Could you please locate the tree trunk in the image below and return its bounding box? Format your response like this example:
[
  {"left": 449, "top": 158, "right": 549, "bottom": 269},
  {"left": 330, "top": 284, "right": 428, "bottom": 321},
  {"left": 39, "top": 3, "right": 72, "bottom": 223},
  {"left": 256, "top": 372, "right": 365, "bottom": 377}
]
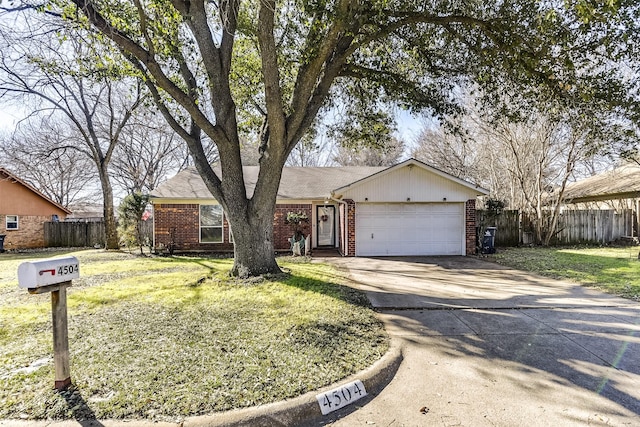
[
  {"left": 99, "top": 169, "right": 119, "bottom": 250},
  {"left": 228, "top": 202, "right": 281, "bottom": 278}
]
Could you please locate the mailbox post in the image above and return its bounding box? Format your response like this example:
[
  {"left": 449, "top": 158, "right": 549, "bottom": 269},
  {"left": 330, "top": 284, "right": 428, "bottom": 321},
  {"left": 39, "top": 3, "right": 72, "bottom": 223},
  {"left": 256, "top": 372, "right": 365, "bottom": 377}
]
[{"left": 18, "top": 256, "right": 79, "bottom": 390}]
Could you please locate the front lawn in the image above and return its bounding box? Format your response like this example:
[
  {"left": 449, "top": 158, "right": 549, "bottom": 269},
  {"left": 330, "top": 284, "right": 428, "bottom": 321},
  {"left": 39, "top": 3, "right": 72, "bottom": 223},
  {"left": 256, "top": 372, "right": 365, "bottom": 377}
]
[
  {"left": 493, "top": 246, "right": 640, "bottom": 300},
  {"left": 0, "top": 250, "right": 387, "bottom": 422}
]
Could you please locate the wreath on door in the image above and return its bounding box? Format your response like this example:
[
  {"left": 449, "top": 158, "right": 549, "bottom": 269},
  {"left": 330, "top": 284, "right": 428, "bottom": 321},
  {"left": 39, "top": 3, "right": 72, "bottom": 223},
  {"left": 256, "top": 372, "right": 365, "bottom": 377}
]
[{"left": 320, "top": 214, "right": 328, "bottom": 222}]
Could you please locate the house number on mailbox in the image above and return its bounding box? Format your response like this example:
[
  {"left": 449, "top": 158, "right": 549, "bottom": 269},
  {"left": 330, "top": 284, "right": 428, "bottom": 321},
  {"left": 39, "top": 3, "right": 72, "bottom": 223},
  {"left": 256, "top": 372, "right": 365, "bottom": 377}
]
[{"left": 54, "top": 264, "right": 79, "bottom": 276}]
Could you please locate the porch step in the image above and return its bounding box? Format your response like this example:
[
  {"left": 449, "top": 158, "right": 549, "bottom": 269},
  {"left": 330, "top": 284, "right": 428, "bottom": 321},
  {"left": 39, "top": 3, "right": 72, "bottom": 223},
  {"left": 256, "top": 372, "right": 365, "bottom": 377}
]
[{"left": 311, "top": 248, "right": 342, "bottom": 257}]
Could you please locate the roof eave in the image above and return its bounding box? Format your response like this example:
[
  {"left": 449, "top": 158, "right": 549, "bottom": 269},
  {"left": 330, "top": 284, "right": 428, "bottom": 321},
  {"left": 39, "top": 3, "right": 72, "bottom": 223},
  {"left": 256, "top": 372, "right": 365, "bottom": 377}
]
[
  {"left": 332, "top": 158, "right": 490, "bottom": 196},
  {"left": 563, "top": 191, "right": 640, "bottom": 204}
]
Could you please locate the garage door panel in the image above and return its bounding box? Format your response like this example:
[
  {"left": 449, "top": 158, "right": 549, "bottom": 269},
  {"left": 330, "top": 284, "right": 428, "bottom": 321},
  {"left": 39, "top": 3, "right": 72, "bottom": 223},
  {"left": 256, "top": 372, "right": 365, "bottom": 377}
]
[{"left": 355, "top": 203, "right": 464, "bottom": 256}]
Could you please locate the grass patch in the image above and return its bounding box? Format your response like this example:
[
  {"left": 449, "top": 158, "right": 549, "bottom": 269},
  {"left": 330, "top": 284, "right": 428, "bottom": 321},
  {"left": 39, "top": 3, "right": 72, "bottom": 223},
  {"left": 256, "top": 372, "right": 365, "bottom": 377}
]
[
  {"left": 0, "top": 250, "right": 387, "bottom": 422},
  {"left": 493, "top": 246, "right": 640, "bottom": 300}
]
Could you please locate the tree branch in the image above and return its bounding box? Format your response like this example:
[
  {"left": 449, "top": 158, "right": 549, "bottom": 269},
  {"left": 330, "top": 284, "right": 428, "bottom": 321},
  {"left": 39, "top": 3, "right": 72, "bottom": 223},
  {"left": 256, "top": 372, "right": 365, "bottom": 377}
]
[
  {"left": 70, "top": 0, "right": 224, "bottom": 143},
  {"left": 257, "top": 0, "right": 286, "bottom": 150}
]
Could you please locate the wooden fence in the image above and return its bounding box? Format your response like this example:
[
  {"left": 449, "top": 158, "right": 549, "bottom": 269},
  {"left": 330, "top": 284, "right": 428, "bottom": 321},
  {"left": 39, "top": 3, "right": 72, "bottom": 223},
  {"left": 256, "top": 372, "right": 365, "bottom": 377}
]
[
  {"left": 477, "top": 209, "right": 636, "bottom": 247},
  {"left": 477, "top": 210, "right": 520, "bottom": 247},
  {"left": 44, "top": 220, "right": 153, "bottom": 248},
  {"left": 45, "top": 221, "right": 106, "bottom": 247}
]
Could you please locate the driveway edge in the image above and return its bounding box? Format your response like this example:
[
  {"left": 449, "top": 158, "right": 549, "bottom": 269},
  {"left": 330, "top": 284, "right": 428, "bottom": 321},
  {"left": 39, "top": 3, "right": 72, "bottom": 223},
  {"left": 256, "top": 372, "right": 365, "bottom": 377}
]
[{"left": 184, "top": 338, "right": 403, "bottom": 427}]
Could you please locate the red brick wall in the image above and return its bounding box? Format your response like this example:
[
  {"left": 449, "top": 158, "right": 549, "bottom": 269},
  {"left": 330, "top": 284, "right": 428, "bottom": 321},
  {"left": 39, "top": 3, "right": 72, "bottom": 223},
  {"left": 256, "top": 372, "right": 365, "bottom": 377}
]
[
  {"left": 465, "top": 199, "right": 477, "bottom": 255},
  {"left": 153, "top": 204, "right": 233, "bottom": 252},
  {"left": 154, "top": 200, "right": 477, "bottom": 256},
  {"left": 0, "top": 214, "right": 51, "bottom": 249},
  {"left": 345, "top": 199, "right": 356, "bottom": 257},
  {"left": 153, "top": 203, "right": 312, "bottom": 253},
  {"left": 273, "top": 204, "right": 312, "bottom": 251}
]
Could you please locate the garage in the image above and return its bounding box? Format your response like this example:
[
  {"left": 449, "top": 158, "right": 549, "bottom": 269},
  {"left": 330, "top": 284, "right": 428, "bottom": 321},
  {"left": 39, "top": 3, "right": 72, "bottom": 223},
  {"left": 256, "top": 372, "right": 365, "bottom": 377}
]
[{"left": 355, "top": 202, "right": 464, "bottom": 256}]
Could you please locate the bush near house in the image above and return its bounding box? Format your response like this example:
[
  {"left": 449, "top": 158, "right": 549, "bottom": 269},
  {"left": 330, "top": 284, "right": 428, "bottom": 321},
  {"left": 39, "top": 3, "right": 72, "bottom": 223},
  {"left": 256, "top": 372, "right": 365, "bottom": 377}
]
[{"left": 0, "top": 250, "right": 387, "bottom": 421}]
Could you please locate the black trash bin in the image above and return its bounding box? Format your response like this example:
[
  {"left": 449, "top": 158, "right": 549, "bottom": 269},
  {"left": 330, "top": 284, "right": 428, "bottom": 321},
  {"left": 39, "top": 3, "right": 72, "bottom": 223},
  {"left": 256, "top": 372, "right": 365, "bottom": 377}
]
[
  {"left": 481, "top": 227, "right": 496, "bottom": 254},
  {"left": 0, "top": 234, "right": 5, "bottom": 253}
]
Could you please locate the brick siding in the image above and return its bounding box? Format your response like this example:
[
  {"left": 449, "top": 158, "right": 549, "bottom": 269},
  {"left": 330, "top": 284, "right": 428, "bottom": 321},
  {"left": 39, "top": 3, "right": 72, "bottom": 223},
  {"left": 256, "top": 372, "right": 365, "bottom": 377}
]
[
  {"left": 153, "top": 204, "right": 234, "bottom": 252},
  {"left": 154, "top": 199, "right": 478, "bottom": 256},
  {"left": 273, "top": 204, "right": 312, "bottom": 251},
  {"left": 0, "top": 215, "right": 51, "bottom": 249},
  {"left": 345, "top": 199, "right": 356, "bottom": 256},
  {"left": 465, "top": 199, "right": 477, "bottom": 255},
  {"left": 153, "top": 203, "right": 312, "bottom": 253}
]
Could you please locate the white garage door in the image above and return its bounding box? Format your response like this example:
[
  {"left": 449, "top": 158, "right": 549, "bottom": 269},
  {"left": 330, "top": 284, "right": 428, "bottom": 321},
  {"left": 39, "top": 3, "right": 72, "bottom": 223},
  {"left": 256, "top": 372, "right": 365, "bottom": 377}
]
[{"left": 356, "top": 203, "right": 464, "bottom": 256}]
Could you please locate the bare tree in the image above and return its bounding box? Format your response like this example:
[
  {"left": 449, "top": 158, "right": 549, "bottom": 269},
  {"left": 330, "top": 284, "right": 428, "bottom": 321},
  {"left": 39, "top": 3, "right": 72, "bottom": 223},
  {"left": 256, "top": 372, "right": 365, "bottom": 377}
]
[
  {"left": 0, "top": 29, "right": 145, "bottom": 248},
  {"left": 286, "top": 127, "right": 332, "bottom": 167},
  {"left": 333, "top": 138, "right": 406, "bottom": 166},
  {"left": 0, "top": 118, "right": 99, "bottom": 206},
  {"left": 483, "top": 116, "right": 592, "bottom": 245},
  {"left": 414, "top": 105, "right": 604, "bottom": 245},
  {"left": 412, "top": 121, "right": 482, "bottom": 181},
  {"left": 111, "top": 114, "right": 190, "bottom": 194}
]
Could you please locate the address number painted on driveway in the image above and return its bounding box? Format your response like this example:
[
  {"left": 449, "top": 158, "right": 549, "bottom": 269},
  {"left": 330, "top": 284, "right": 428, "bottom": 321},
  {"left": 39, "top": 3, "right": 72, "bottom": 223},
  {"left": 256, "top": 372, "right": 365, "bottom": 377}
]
[{"left": 316, "top": 379, "right": 368, "bottom": 415}]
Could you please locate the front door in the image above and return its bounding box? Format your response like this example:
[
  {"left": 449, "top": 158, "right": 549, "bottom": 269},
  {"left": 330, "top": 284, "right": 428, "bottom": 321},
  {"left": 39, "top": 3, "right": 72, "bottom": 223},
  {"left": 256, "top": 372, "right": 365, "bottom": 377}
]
[{"left": 317, "top": 205, "right": 335, "bottom": 246}]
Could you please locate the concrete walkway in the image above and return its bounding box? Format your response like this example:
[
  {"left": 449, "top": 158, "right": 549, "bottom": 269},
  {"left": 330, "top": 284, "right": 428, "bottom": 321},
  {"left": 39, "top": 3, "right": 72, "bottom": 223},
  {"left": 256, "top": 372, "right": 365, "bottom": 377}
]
[{"left": 320, "top": 256, "right": 640, "bottom": 426}]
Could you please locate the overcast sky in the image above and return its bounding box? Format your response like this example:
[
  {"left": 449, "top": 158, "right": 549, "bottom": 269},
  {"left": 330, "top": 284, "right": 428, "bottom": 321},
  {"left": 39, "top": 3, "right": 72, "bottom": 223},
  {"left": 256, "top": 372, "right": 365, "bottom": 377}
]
[{"left": 0, "top": 107, "right": 21, "bottom": 131}]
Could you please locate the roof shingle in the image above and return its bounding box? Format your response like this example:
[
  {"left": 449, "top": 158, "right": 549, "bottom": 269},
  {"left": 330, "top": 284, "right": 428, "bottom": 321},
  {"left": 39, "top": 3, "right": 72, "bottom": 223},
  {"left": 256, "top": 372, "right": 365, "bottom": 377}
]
[
  {"left": 151, "top": 166, "right": 387, "bottom": 200},
  {"left": 562, "top": 164, "right": 640, "bottom": 203}
]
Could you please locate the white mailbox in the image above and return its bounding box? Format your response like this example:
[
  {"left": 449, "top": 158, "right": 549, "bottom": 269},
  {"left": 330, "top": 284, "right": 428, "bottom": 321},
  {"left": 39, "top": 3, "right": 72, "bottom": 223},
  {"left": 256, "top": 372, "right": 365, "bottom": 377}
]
[{"left": 18, "top": 256, "right": 79, "bottom": 289}]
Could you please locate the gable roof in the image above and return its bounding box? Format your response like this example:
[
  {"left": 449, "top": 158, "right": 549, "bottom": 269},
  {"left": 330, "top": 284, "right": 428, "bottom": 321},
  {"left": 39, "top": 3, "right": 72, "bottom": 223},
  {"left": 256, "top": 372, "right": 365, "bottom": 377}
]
[
  {"left": 0, "top": 168, "right": 72, "bottom": 214},
  {"left": 332, "top": 158, "right": 489, "bottom": 196},
  {"left": 150, "top": 158, "right": 488, "bottom": 201},
  {"left": 562, "top": 164, "right": 640, "bottom": 203}
]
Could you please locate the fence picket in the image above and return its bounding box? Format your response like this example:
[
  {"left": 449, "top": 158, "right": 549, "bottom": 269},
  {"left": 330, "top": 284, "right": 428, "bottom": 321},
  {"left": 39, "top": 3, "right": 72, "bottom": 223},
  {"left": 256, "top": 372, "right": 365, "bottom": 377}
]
[
  {"left": 44, "top": 221, "right": 153, "bottom": 248},
  {"left": 477, "top": 209, "right": 636, "bottom": 247}
]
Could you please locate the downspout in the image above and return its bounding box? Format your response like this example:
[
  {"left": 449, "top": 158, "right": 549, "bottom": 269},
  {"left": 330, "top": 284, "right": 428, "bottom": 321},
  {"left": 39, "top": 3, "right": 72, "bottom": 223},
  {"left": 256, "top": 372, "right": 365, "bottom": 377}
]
[{"left": 329, "top": 193, "right": 349, "bottom": 257}]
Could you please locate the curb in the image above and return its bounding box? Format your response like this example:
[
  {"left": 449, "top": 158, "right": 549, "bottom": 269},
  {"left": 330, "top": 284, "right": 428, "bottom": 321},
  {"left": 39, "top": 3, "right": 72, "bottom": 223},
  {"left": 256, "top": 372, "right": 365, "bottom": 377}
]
[
  {"left": 0, "top": 341, "right": 403, "bottom": 427},
  {"left": 184, "top": 339, "right": 403, "bottom": 427}
]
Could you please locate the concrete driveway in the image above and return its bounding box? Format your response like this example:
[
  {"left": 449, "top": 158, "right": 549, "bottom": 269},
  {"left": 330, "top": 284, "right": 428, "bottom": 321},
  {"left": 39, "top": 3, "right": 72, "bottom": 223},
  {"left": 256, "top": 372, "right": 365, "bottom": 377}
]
[{"left": 323, "top": 256, "right": 640, "bottom": 426}]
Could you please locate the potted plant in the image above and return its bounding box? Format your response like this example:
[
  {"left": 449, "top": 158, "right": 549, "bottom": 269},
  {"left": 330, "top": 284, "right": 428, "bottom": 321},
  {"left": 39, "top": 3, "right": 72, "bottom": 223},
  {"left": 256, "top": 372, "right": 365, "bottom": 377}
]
[{"left": 285, "top": 211, "right": 309, "bottom": 255}]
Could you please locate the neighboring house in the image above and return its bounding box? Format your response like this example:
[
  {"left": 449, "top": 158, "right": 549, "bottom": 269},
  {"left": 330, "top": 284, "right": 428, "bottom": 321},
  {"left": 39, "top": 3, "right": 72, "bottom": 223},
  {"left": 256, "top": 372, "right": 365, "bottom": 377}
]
[
  {"left": 559, "top": 164, "right": 640, "bottom": 241},
  {"left": 0, "top": 168, "right": 72, "bottom": 249},
  {"left": 150, "top": 158, "right": 489, "bottom": 256},
  {"left": 66, "top": 202, "right": 104, "bottom": 222},
  {"left": 561, "top": 164, "right": 640, "bottom": 209}
]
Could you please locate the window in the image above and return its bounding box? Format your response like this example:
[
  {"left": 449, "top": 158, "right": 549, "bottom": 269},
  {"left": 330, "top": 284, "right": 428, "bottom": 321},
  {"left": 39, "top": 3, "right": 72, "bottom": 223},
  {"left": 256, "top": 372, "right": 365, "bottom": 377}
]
[
  {"left": 6, "top": 215, "right": 18, "bottom": 230},
  {"left": 200, "top": 205, "right": 223, "bottom": 243}
]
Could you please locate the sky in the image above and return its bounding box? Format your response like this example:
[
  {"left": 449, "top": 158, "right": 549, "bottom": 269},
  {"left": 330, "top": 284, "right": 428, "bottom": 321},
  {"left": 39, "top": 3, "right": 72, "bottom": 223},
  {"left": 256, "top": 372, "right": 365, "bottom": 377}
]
[
  {"left": 0, "top": 108, "right": 22, "bottom": 131},
  {"left": 395, "top": 109, "right": 425, "bottom": 146}
]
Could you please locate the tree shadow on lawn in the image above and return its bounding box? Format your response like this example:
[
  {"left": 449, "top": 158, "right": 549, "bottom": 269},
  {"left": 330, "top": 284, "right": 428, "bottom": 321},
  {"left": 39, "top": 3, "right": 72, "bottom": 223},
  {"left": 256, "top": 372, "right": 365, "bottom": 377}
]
[{"left": 275, "top": 273, "right": 373, "bottom": 308}]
